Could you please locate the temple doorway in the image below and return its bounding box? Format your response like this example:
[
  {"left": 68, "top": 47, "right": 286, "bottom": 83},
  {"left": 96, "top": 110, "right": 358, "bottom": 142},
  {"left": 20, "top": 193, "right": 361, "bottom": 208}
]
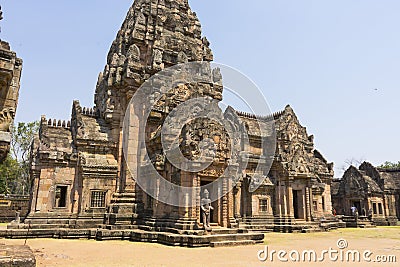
[
  {"left": 293, "top": 189, "right": 305, "bottom": 219},
  {"left": 200, "top": 180, "right": 219, "bottom": 224},
  {"left": 353, "top": 201, "right": 361, "bottom": 214}
]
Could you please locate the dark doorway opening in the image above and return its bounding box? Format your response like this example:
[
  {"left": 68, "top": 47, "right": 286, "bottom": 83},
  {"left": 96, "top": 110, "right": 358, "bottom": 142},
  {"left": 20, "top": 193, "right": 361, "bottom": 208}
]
[
  {"left": 293, "top": 190, "right": 299, "bottom": 219},
  {"left": 293, "top": 189, "right": 305, "bottom": 219},
  {"left": 55, "top": 186, "right": 67, "bottom": 208},
  {"left": 353, "top": 201, "right": 361, "bottom": 214}
]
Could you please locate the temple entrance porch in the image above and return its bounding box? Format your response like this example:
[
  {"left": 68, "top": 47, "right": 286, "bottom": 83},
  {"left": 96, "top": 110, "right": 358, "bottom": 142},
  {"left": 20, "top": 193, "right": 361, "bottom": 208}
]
[{"left": 199, "top": 179, "right": 221, "bottom": 226}]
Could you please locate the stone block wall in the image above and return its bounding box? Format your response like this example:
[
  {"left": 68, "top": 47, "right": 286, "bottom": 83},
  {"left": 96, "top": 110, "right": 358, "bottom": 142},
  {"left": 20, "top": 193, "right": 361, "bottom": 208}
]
[
  {"left": 32, "top": 166, "right": 76, "bottom": 213},
  {"left": 0, "top": 195, "right": 29, "bottom": 222}
]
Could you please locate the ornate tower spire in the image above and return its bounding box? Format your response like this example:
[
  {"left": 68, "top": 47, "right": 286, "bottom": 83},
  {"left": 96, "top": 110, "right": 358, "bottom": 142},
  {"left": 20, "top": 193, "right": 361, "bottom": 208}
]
[{"left": 94, "top": 0, "right": 213, "bottom": 122}]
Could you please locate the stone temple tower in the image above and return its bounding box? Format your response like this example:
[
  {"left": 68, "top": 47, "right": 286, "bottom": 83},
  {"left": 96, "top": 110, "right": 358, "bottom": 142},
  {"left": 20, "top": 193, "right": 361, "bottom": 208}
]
[
  {"left": 93, "top": 0, "right": 221, "bottom": 227},
  {"left": 28, "top": 0, "right": 224, "bottom": 229},
  {"left": 26, "top": 0, "right": 337, "bottom": 244}
]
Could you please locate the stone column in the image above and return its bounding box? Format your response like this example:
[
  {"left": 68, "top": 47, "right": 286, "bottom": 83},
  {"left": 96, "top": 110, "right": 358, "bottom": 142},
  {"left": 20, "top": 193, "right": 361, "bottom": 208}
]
[
  {"left": 384, "top": 195, "right": 390, "bottom": 217},
  {"left": 191, "top": 174, "right": 200, "bottom": 219},
  {"left": 305, "top": 186, "right": 311, "bottom": 221},
  {"left": 302, "top": 188, "right": 306, "bottom": 219},
  {"left": 234, "top": 183, "right": 241, "bottom": 218},
  {"left": 287, "top": 182, "right": 294, "bottom": 217},
  {"left": 276, "top": 183, "right": 283, "bottom": 218},
  {"left": 283, "top": 184, "right": 288, "bottom": 216},
  {"left": 180, "top": 171, "right": 196, "bottom": 219},
  {"left": 217, "top": 182, "right": 222, "bottom": 225},
  {"left": 221, "top": 177, "right": 229, "bottom": 227},
  {"left": 227, "top": 179, "right": 236, "bottom": 227},
  {"left": 196, "top": 176, "right": 201, "bottom": 224},
  {"left": 30, "top": 170, "right": 41, "bottom": 213}
]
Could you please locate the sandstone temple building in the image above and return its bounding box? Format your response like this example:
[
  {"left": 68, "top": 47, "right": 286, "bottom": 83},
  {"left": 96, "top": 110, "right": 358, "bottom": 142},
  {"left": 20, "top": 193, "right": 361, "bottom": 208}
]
[
  {"left": 332, "top": 162, "right": 400, "bottom": 226},
  {"left": 19, "top": 0, "right": 340, "bottom": 246}
]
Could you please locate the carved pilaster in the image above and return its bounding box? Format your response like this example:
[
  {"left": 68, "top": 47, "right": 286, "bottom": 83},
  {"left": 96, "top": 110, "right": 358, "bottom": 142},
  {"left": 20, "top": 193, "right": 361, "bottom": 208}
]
[
  {"left": 305, "top": 186, "right": 312, "bottom": 221},
  {"left": 234, "top": 183, "right": 242, "bottom": 218}
]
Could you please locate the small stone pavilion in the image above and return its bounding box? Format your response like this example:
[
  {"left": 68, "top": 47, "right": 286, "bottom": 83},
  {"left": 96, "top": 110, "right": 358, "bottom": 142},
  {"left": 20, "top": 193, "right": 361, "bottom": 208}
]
[
  {"left": 16, "top": 0, "right": 338, "bottom": 246},
  {"left": 332, "top": 162, "right": 400, "bottom": 226}
]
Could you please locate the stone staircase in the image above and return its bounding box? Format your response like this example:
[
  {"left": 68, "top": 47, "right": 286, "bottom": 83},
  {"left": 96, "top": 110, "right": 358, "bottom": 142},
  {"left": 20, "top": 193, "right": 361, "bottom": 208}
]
[
  {"left": 210, "top": 240, "right": 257, "bottom": 247},
  {"left": 272, "top": 217, "right": 323, "bottom": 233},
  {"left": 240, "top": 214, "right": 349, "bottom": 233},
  {"left": 237, "top": 216, "right": 275, "bottom": 232},
  {"left": 238, "top": 216, "right": 330, "bottom": 233},
  {"left": 342, "top": 216, "right": 376, "bottom": 228},
  {"left": 8, "top": 212, "right": 104, "bottom": 230},
  {"left": 1, "top": 226, "right": 264, "bottom": 248},
  {"left": 372, "top": 216, "right": 398, "bottom": 226},
  {"left": 127, "top": 227, "right": 264, "bottom": 247},
  {"left": 104, "top": 191, "right": 143, "bottom": 229},
  {"left": 137, "top": 217, "right": 199, "bottom": 232},
  {"left": 319, "top": 216, "right": 346, "bottom": 231},
  {"left": 291, "top": 219, "right": 322, "bottom": 233}
]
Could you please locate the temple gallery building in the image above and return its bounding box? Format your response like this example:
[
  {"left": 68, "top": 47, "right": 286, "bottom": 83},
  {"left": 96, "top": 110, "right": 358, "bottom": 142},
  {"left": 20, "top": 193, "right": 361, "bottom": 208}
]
[{"left": 17, "top": 0, "right": 396, "bottom": 246}]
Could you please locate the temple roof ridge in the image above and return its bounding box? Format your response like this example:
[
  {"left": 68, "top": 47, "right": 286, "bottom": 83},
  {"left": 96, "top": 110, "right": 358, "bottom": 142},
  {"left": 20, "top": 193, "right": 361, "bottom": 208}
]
[
  {"left": 234, "top": 106, "right": 287, "bottom": 121},
  {"left": 40, "top": 115, "right": 70, "bottom": 129}
]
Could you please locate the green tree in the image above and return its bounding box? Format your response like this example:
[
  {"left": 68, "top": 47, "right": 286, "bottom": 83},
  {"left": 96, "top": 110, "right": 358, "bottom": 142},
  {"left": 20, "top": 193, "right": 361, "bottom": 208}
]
[
  {"left": 378, "top": 161, "right": 400, "bottom": 169},
  {"left": 0, "top": 121, "right": 39, "bottom": 195},
  {"left": 11, "top": 121, "right": 40, "bottom": 162},
  {"left": 0, "top": 155, "right": 20, "bottom": 194}
]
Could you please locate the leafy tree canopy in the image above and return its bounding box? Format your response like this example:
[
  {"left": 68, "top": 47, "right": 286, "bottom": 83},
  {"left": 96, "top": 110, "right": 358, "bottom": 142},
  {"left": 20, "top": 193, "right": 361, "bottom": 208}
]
[
  {"left": 0, "top": 121, "right": 39, "bottom": 195},
  {"left": 378, "top": 161, "right": 400, "bottom": 169}
]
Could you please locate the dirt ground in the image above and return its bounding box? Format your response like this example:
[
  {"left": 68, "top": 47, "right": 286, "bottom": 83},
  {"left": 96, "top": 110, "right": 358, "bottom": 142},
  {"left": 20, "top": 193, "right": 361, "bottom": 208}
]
[{"left": 1, "top": 227, "right": 400, "bottom": 267}]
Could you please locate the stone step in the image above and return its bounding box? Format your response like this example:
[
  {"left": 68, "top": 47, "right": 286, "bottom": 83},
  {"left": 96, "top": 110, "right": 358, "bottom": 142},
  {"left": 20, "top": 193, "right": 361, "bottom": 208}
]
[
  {"left": 0, "top": 228, "right": 265, "bottom": 248},
  {"left": 130, "top": 229, "right": 264, "bottom": 247},
  {"left": 201, "top": 233, "right": 264, "bottom": 243},
  {"left": 239, "top": 225, "right": 274, "bottom": 232},
  {"left": 111, "top": 199, "right": 137, "bottom": 204},
  {"left": 210, "top": 240, "right": 257, "bottom": 247},
  {"left": 112, "top": 192, "right": 136, "bottom": 198},
  {"left": 24, "top": 219, "right": 71, "bottom": 225},
  {"left": 209, "top": 229, "right": 248, "bottom": 235},
  {"left": 292, "top": 221, "right": 320, "bottom": 226},
  {"left": 8, "top": 224, "right": 71, "bottom": 230},
  {"left": 197, "top": 223, "right": 219, "bottom": 227},
  {"left": 105, "top": 224, "right": 137, "bottom": 230},
  {"left": 0, "top": 228, "right": 98, "bottom": 239},
  {"left": 95, "top": 230, "right": 132, "bottom": 240},
  {"left": 359, "top": 225, "right": 376, "bottom": 228},
  {"left": 239, "top": 218, "right": 275, "bottom": 223},
  {"left": 300, "top": 227, "right": 324, "bottom": 233}
]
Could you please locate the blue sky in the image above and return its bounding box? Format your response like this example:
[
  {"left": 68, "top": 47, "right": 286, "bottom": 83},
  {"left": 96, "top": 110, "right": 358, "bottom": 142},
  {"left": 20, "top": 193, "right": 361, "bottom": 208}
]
[{"left": 2, "top": 0, "right": 400, "bottom": 176}]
